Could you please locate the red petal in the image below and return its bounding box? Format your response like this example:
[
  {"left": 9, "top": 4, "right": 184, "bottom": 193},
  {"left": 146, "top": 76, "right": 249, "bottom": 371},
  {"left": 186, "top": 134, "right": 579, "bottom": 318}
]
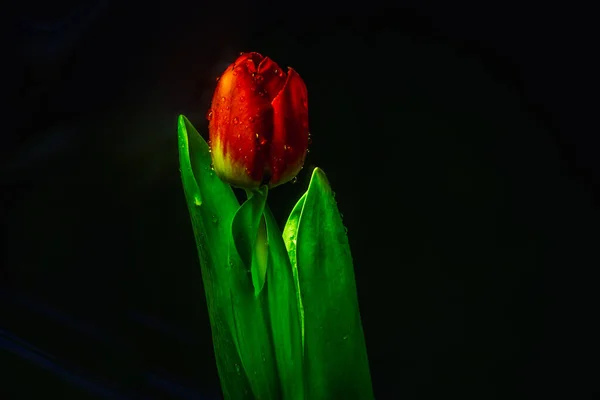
[
  {"left": 208, "top": 54, "right": 274, "bottom": 188},
  {"left": 257, "top": 57, "right": 287, "bottom": 101},
  {"left": 268, "top": 68, "right": 309, "bottom": 187}
]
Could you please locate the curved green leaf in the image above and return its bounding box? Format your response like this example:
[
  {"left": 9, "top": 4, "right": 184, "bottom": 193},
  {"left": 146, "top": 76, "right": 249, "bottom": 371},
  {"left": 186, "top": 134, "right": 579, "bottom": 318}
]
[
  {"left": 178, "top": 115, "right": 253, "bottom": 399},
  {"left": 228, "top": 187, "right": 280, "bottom": 399},
  {"left": 264, "top": 207, "right": 305, "bottom": 400},
  {"left": 284, "top": 168, "right": 374, "bottom": 400}
]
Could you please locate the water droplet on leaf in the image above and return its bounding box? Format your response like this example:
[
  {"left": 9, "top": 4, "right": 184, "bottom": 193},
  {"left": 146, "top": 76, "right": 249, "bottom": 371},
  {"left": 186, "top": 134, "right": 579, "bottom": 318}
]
[{"left": 212, "top": 215, "right": 218, "bottom": 223}]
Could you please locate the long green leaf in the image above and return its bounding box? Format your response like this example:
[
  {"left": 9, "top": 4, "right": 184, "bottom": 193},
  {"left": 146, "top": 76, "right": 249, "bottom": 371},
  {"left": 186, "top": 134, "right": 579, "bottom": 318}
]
[
  {"left": 283, "top": 168, "right": 374, "bottom": 399},
  {"left": 229, "top": 187, "right": 279, "bottom": 399},
  {"left": 178, "top": 115, "right": 254, "bottom": 399},
  {"left": 264, "top": 207, "right": 305, "bottom": 400}
]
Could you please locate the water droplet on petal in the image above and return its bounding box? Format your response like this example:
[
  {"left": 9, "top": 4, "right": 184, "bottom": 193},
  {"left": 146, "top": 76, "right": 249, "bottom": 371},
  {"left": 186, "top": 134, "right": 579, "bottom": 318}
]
[
  {"left": 255, "top": 133, "right": 259, "bottom": 138},
  {"left": 256, "top": 74, "right": 264, "bottom": 82},
  {"left": 232, "top": 117, "right": 239, "bottom": 124},
  {"left": 239, "top": 51, "right": 245, "bottom": 55},
  {"left": 221, "top": 96, "right": 226, "bottom": 102},
  {"left": 249, "top": 116, "right": 255, "bottom": 123},
  {"left": 302, "top": 98, "right": 308, "bottom": 109},
  {"left": 206, "top": 110, "right": 213, "bottom": 120},
  {"left": 215, "top": 76, "right": 220, "bottom": 82},
  {"left": 307, "top": 133, "right": 312, "bottom": 144},
  {"left": 260, "top": 138, "right": 267, "bottom": 145},
  {"left": 240, "top": 95, "right": 245, "bottom": 102}
]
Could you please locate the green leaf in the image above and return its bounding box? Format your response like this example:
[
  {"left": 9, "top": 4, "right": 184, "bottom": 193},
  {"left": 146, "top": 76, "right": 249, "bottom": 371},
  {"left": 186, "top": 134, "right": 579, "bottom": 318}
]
[
  {"left": 178, "top": 115, "right": 255, "bottom": 399},
  {"left": 228, "top": 187, "right": 280, "bottom": 399},
  {"left": 178, "top": 116, "right": 279, "bottom": 400},
  {"left": 283, "top": 168, "right": 374, "bottom": 400},
  {"left": 264, "top": 207, "right": 305, "bottom": 400}
]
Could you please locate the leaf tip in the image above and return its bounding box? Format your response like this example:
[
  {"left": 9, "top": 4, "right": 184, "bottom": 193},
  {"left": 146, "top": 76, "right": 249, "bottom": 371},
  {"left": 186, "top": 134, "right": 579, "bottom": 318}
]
[{"left": 309, "top": 167, "right": 332, "bottom": 193}]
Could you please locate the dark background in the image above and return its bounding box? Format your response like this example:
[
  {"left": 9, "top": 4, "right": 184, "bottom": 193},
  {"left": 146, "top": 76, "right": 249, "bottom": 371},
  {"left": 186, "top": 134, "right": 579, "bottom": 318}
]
[{"left": 1, "top": 1, "right": 598, "bottom": 399}]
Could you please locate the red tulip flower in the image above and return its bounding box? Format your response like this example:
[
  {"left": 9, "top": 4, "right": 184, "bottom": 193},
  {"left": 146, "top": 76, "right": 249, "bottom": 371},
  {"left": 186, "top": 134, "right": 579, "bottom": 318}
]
[{"left": 207, "top": 52, "right": 309, "bottom": 189}]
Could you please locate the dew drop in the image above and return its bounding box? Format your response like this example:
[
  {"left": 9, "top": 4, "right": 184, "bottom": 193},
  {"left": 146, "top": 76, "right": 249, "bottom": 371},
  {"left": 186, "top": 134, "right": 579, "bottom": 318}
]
[
  {"left": 261, "top": 353, "right": 266, "bottom": 362},
  {"left": 250, "top": 87, "right": 256, "bottom": 92},
  {"left": 249, "top": 116, "right": 255, "bottom": 123},
  {"left": 194, "top": 196, "right": 201, "bottom": 206},
  {"left": 255, "top": 133, "right": 259, "bottom": 139},
  {"left": 225, "top": 105, "right": 230, "bottom": 111},
  {"left": 255, "top": 74, "right": 264, "bottom": 82},
  {"left": 240, "top": 95, "right": 245, "bottom": 102},
  {"left": 235, "top": 364, "right": 241, "bottom": 374},
  {"left": 307, "top": 133, "right": 312, "bottom": 144},
  {"left": 221, "top": 96, "right": 226, "bottom": 102},
  {"left": 206, "top": 110, "right": 213, "bottom": 120},
  {"left": 238, "top": 147, "right": 242, "bottom": 151},
  {"left": 237, "top": 134, "right": 241, "bottom": 139},
  {"left": 212, "top": 215, "right": 218, "bottom": 223},
  {"left": 232, "top": 117, "right": 239, "bottom": 124},
  {"left": 302, "top": 98, "right": 308, "bottom": 109},
  {"left": 215, "top": 76, "right": 220, "bottom": 82},
  {"left": 260, "top": 138, "right": 267, "bottom": 145},
  {"left": 239, "top": 51, "right": 245, "bottom": 55},
  {"left": 291, "top": 176, "right": 298, "bottom": 184},
  {"left": 343, "top": 226, "right": 348, "bottom": 234},
  {"left": 306, "top": 148, "right": 310, "bottom": 153},
  {"left": 258, "top": 90, "right": 266, "bottom": 97}
]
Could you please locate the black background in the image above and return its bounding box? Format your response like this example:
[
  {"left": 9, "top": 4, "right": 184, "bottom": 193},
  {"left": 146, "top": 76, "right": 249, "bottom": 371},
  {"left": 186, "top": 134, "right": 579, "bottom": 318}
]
[{"left": 1, "top": 1, "right": 599, "bottom": 399}]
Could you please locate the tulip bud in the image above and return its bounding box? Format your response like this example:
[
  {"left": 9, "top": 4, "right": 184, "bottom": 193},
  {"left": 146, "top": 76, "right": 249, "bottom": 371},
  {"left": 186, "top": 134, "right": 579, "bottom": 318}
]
[{"left": 207, "top": 52, "right": 309, "bottom": 189}]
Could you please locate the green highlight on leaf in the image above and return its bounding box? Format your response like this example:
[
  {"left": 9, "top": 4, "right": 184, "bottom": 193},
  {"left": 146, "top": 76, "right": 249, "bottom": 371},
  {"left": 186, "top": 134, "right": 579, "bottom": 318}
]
[{"left": 178, "top": 115, "right": 373, "bottom": 399}]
